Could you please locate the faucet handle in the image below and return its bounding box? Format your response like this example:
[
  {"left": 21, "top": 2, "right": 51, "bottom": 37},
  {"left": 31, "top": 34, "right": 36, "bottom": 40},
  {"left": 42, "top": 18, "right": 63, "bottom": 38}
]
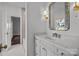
[
  {"left": 52, "top": 33, "right": 61, "bottom": 38},
  {"left": 52, "top": 33, "right": 57, "bottom": 37}
]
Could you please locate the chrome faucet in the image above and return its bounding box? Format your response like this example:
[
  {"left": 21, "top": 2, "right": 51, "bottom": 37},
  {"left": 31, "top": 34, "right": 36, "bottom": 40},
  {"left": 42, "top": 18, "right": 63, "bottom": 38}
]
[{"left": 52, "top": 33, "right": 61, "bottom": 38}]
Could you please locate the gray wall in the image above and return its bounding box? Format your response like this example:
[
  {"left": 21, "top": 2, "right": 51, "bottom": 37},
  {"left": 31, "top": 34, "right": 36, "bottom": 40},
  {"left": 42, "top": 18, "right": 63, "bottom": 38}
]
[{"left": 27, "top": 2, "right": 48, "bottom": 56}]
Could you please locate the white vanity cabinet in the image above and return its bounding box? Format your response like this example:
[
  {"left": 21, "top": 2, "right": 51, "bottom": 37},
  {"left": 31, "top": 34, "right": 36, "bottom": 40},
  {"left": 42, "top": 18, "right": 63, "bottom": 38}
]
[
  {"left": 35, "top": 35, "right": 57, "bottom": 56},
  {"left": 35, "top": 34, "right": 78, "bottom": 56}
]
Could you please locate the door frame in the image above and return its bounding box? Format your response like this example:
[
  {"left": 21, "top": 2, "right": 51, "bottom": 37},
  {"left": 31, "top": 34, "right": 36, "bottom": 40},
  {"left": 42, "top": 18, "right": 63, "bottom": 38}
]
[{"left": 24, "top": 3, "right": 27, "bottom": 56}]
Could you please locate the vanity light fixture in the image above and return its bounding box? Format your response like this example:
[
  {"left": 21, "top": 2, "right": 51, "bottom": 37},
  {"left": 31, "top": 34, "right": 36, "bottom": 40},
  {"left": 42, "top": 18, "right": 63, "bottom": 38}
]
[
  {"left": 73, "top": 2, "right": 79, "bottom": 11},
  {"left": 73, "top": 2, "right": 79, "bottom": 17}
]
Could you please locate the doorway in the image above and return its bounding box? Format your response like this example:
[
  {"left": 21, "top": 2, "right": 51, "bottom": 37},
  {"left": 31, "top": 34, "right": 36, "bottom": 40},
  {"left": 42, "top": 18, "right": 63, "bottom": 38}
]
[{"left": 11, "top": 16, "right": 20, "bottom": 45}]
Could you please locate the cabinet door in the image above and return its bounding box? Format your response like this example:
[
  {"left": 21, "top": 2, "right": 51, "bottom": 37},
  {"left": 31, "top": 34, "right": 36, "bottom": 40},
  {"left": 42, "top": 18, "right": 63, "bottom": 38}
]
[
  {"left": 47, "top": 50, "right": 55, "bottom": 56},
  {"left": 47, "top": 45, "right": 56, "bottom": 56},
  {"left": 40, "top": 40, "right": 56, "bottom": 56},
  {"left": 44, "top": 40, "right": 56, "bottom": 56}
]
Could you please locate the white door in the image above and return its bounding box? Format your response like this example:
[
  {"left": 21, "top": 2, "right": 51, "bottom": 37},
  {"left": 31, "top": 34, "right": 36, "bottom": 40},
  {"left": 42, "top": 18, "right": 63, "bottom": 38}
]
[
  {"left": 0, "top": 6, "right": 8, "bottom": 55},
  {"left": 7, "top": 18, "right": 12, "bottom": 49}
]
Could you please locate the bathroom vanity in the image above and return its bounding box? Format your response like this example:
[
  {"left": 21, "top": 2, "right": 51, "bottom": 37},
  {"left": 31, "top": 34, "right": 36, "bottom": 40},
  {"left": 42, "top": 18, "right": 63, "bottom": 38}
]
[
  {"left": 35, "top": 33, "right": 79, "bottom": 56},
  {"left": 35, "top": 2, "right": 79, "bottom": 56}
]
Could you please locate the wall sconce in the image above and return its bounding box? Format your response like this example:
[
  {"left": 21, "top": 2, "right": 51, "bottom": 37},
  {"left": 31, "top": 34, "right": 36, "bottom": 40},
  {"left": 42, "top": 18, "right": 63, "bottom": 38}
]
[
  {"left": 73, "top": 2, "right": 79, "bottom": 11},
  {"left": 73, "top": 2, "right": 79, "bottom": 17},
  {"left": 41, "top": 8, "right": 48, "bottom": 22}
]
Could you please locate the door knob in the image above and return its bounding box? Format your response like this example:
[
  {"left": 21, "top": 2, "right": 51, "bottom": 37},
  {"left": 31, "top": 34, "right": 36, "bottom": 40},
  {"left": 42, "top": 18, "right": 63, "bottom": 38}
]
[
  {"left": 6, "top": 32, "right": 9, "bottom": 35},
  {"left": 0, "top": 44, "right": 7, "bottom": 49},
  {"left": 0, "top": 43, "right": 2, "bottom": 49}
]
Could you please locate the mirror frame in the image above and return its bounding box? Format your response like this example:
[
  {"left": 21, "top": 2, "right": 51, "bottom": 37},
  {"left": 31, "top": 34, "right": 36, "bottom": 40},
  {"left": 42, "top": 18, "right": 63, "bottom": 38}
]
[{"left": 48, "top": 2, "right": 70, "bottom": 31}]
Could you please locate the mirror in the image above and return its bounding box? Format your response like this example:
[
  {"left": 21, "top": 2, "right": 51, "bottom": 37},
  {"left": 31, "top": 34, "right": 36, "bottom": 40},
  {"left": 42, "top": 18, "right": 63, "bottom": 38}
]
[{"left": 48, "top": 2, "right": 70, "bottom": 31}]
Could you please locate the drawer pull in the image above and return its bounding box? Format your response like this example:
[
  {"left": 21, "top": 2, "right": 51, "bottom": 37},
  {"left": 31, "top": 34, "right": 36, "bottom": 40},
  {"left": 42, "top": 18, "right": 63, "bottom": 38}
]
[{"left": 42, "top": 48, "right": 47, "bottom": 56}]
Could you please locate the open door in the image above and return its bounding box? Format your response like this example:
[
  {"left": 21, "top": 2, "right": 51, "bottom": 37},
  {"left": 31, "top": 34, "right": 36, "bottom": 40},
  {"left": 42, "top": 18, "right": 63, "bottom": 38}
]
[
  {"left": 0, "top": 6, "right": 7, "bottom": 56},
  {"left": 11, "top": 16, "right": 20, "bottom": 45}
]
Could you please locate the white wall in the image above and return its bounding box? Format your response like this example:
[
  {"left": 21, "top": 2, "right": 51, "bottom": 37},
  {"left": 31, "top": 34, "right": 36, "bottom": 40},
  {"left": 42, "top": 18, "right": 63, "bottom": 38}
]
[{"left": 27, "top": 2, "right": 48, "bottom": 56}]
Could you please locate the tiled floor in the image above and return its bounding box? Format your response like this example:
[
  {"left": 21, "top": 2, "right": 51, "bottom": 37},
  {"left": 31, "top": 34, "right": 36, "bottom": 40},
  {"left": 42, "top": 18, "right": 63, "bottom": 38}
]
[{"left": 1, "top": 44, "right": 25, "bottom": 56}]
